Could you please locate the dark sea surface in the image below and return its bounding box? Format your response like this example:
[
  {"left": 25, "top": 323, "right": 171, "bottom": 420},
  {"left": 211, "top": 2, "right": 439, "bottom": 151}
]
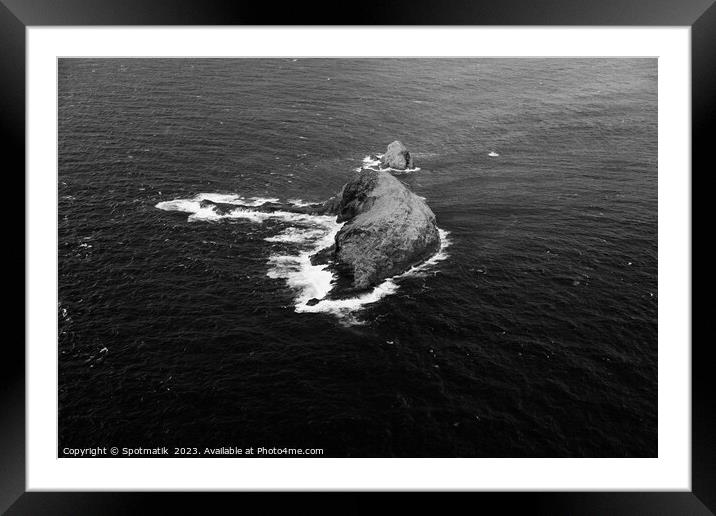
[{"left": 58, "top": 58, "right": 657, "bottom": 457}]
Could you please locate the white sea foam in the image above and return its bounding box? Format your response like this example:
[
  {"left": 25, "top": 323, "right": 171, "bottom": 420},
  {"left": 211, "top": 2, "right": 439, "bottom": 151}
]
[
  {"left": 155, "top": 197, "right": 203, "bottom": 214},
  {"left": 363, "top": 154, "right": 383, "bottom": 167},
  {"left": 266, "top": 218, "right": 343, "bottom": 308},
  {"left": 156, "top": 192, "right": 346, "bottom": 309},
  {"left": 155, "top": 193, "right": 279, "bottom": 218},
  {"left": 287, "top": 198, "right": 316, "bottom": 208},
  {"left": 156, "top": 194, "right": 312, "bottom": 224},
  {"left": 296, "top": 279, "right": 400, "bottom": 324},
  {"left": 264, "top": 226, "right": 326, "bottom": 243},
  {"left": 156, "top": 192, "right": 450, "bottom": 325}
]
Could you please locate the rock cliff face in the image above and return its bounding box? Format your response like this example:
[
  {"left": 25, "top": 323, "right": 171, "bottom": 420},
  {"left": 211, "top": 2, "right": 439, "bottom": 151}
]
[
  {"left": 329, "top": 169, "right": 440, "bottom": 289},
  {"left": 380, "top": 140, "right": 414, "bottom": 170}
]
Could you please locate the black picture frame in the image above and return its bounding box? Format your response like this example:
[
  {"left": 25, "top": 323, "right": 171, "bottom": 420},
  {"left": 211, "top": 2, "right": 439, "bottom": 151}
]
[{"left": 3, "top": 1, "right": 710, "bottom": 513}]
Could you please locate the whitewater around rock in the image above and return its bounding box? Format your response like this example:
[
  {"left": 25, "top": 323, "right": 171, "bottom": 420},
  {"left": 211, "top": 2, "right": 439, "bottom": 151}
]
[{"left": 154, "top": 150, "right": 449, "bottom": 323}]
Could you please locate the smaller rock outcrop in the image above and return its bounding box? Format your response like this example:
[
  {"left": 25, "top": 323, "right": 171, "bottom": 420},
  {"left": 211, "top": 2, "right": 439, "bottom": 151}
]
[{"left": 380, "top": 141, "right": 414, "bottom": 170}]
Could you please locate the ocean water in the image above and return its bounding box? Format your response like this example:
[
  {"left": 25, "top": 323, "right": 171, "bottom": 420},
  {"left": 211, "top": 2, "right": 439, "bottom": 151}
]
[{"left": 58, "top": 58, "right": 657, "bottom": 457}]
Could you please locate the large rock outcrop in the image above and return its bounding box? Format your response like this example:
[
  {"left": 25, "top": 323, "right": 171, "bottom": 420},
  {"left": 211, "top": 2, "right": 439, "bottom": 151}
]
[
  {"left": 329, "top": 169, "right": 440, "bottom": 289},
  {"left": 380, "top": 140, "right": 414, "bottom": 170}
]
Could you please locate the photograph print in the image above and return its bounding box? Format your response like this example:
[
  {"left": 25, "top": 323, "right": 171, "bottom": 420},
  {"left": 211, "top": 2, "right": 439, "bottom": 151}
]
[{"left": 58, "top": 58, "right": 657, "bottom": 458}]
